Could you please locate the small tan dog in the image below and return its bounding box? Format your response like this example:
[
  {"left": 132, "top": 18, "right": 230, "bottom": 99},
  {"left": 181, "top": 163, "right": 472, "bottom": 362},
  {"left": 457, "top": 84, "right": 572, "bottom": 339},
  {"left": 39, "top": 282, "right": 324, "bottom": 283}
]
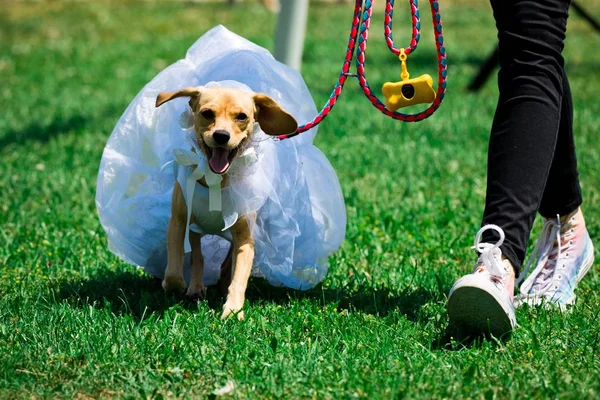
[{"left": 155, "top": 87, "right": 297, "bottom": 319}]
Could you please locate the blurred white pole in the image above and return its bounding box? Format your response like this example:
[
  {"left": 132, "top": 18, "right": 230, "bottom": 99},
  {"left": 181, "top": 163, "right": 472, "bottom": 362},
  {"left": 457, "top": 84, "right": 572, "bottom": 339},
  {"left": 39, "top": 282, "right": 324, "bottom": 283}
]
[{"left": 274, "top": 0, "right": 309, "bottom": 71}]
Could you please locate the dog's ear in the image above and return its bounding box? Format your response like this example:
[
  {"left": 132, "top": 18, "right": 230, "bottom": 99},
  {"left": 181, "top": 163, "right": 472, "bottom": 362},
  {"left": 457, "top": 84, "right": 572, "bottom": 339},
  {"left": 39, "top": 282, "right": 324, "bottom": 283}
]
[
  {"left": 156, "top": 87, "right": 202, "bottom": 108},
  {"left": 253, "top": 94, "right": 298, "bottom": 136}
]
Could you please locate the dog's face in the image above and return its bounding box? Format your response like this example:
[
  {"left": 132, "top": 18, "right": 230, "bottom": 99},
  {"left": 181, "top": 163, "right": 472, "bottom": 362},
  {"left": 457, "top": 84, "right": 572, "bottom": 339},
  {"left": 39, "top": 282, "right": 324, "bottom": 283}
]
[{"left": 156, "top": 87, "right": 298, "bottom": 174}]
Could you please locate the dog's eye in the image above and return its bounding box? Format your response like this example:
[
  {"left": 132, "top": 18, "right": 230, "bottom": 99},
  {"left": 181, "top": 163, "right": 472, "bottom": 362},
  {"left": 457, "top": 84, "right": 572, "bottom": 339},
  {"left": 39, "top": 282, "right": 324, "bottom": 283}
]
[
  {"left": 236, "top": 113, "right": 248, "bottom": 121},
  {"left": 201, "top": 110, "right": 215, "bottom": 120}
]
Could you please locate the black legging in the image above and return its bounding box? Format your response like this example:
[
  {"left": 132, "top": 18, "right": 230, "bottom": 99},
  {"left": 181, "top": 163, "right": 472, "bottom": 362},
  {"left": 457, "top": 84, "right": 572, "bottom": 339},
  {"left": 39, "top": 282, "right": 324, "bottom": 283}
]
[{"left": 481, "top": 0, "right": 582, "bottom": 276}]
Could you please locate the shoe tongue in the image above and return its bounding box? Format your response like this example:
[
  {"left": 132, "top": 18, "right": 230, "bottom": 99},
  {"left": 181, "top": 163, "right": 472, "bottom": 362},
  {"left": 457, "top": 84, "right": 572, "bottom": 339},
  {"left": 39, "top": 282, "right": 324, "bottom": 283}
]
[
  {"left": 532, "top": 264, "right": 555, "bottom": 292},
  {"left": 476, "top": 248, "right": 504, "bottom": 275},
  {"left": 209, "top": 148, "right": 230, "bottom": 174}
]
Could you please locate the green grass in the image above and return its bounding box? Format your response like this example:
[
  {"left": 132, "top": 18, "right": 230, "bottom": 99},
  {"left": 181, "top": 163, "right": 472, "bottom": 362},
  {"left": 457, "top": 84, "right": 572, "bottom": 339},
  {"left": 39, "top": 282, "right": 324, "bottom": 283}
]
[{"left": 2, "top": 0, "right": 600, "bottom": 398}]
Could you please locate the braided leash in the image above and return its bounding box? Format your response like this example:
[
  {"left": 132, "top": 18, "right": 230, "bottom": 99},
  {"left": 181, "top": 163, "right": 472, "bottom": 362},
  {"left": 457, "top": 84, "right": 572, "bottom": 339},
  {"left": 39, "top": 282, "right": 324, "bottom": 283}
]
[
  {"left": 385, "top": 0, "right": 421, "bottom": 55},
  {"left": 278, "top": 0, "right": 447, "bottom": 140}
]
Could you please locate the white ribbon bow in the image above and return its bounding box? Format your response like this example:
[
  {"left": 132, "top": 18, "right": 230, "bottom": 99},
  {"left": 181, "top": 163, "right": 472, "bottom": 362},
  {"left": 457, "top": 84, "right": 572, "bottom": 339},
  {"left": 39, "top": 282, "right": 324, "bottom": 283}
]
[{"left": 171, "top": 148, "right": 223, "bottom": 252}]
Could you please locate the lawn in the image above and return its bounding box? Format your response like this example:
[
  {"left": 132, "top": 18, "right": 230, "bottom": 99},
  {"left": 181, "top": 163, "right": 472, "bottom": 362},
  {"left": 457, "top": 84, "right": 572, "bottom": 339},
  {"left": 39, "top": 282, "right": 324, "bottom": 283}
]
[{"left": 1, "top": 0, "right": 600, "bottom": 398}]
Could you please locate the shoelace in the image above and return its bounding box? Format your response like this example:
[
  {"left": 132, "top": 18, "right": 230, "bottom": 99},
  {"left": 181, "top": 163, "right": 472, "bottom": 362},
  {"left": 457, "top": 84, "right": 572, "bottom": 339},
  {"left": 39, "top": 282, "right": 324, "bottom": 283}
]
[
  {"left": 517, "top": 215, "right": 571, "bottom": 293},
  {"left": 473, "top": 224, "right": 506, "bottom": 277}
]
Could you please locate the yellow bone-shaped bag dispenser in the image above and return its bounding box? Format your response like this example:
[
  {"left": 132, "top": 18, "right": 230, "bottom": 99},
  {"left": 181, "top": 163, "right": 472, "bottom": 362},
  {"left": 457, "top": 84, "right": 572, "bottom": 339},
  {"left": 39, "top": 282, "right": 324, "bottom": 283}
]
[{"left": 382, "top": 49, "right": 436, "bottom": 111}]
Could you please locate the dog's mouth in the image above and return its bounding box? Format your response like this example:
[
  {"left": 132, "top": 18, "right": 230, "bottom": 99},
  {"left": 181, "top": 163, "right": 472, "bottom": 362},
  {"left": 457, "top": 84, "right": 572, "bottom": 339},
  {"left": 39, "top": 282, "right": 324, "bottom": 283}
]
[{"left": 205, "top": 146, "right": 239, "bottom": 175}]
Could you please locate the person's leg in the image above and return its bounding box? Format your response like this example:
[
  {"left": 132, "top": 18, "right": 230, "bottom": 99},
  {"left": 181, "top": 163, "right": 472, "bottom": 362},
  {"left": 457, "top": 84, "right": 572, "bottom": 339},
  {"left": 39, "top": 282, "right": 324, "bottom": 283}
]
[
  {"left": 514, "top": 71, "right": 594, "bottom": 309},
  {"left": 538, "top": 71, "right": 582, "bottom": 218},
  {"left": 480, "top": 0, "right": 572, "bottom": 276},
  {"left": 447, "top": 0, "right": 573, "bottom": 337}
]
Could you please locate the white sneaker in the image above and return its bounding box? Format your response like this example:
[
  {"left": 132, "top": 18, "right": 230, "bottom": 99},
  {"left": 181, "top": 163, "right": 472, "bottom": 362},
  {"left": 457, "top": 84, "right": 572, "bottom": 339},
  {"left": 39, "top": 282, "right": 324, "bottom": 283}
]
[
  {"left": 515, "top": 208, "right": 595, "bottom": 311},
  {"left": 447, "top": 224, "right": 516, "bottom": 338}
]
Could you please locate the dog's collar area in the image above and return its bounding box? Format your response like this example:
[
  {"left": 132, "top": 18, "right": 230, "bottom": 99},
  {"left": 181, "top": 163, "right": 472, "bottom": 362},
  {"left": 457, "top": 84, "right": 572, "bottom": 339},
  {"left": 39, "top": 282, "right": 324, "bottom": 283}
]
[{"left": 165, "top": 145, "right": 260, "bottom": 251}]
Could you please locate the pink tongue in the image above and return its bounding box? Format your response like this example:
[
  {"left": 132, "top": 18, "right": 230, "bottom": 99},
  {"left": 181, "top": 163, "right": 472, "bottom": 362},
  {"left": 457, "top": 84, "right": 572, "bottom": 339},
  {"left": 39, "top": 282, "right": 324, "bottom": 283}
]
[{"left": 209, "top": 148, "right": 230, "bottom": 174}]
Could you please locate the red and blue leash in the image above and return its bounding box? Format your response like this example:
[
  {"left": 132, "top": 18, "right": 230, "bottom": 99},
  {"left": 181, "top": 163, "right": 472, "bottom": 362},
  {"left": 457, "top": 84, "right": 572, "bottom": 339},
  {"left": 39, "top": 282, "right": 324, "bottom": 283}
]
[{"left": 278, "top": 0, "right": 447, "bottom": 141}]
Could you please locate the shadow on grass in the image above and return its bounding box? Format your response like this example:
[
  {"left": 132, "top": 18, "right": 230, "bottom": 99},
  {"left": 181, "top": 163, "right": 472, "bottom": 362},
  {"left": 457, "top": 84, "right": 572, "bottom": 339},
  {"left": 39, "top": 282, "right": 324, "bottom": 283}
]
[
  {"left": 0, "top": 102, "right": 122, "bottom": 149},
  {"left": 431, "top": 321, "right": 513, "bottom": 350},
  {"left": 244, "top": 278, "right": 443, "bottom": 322},
  {"left": 55, "top": 270, "right": 180, "bottom": 322},
  {"left": 54, "top": 269, "right": 445, "bottom": 324},
  {"left": 0, "top": 114, "right": 90, "bottom": 150}
]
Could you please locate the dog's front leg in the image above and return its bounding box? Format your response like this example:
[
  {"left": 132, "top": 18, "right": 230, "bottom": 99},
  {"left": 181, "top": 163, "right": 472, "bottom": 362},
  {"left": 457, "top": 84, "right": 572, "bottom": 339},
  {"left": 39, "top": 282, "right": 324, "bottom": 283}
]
[
  {"left": 163, "top": 182, "right": 187, "bottom": 294},
  {"left": 221, "top": 214, "right": 255, "bottom": 320},
  {"left": 218, "top": 246, "right": 233, "bottom": 295},
  {"left": 186, "top": 230, "right": 206, "bottom": 300}
]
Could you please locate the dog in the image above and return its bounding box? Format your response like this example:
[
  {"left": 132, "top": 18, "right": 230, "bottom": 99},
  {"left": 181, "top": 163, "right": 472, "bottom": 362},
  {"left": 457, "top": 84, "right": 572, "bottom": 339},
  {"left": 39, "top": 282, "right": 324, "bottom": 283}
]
[{"left": 155, "top": 86, "right": 298, "bottom": 320}]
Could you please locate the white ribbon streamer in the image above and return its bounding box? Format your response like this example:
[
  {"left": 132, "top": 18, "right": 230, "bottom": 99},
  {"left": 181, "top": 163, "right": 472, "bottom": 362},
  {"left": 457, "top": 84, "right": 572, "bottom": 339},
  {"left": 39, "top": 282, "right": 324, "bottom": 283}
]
[{"left": 172, "top": 148, "right": 223, "bottom": 251}]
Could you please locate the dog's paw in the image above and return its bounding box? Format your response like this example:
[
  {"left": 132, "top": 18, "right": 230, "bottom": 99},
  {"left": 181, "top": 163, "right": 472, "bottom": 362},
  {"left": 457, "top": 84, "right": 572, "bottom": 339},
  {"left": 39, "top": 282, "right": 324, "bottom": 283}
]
[
  {"left": 221, "top": 301, "right": 245, "bottom": 320},
  {"left": 186, "top": 284, "right": 207, "bottom": 301},
  {"left": 162, "top": 275, "right": 186, "bottom": 294}
]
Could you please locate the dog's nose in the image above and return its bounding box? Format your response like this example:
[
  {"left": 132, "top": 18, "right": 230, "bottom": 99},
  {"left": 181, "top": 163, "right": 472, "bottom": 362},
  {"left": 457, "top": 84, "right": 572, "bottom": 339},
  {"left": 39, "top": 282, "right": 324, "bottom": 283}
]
[{"left": 212, "top": 130, "right": 230, "bottom": 145}]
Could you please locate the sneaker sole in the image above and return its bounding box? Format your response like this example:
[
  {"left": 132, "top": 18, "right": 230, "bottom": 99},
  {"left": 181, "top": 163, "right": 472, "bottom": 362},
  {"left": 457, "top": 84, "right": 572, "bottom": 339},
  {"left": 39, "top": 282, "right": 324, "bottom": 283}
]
[{"left": 447, "top": 276, "right": 515, "bottom": 338}]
